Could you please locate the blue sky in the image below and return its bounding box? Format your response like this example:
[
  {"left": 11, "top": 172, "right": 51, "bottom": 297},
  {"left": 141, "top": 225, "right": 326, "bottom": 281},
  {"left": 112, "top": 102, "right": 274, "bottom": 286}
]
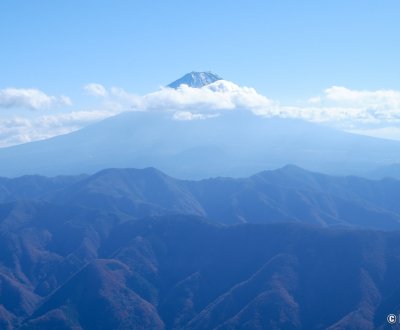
[{"left": 0, "top": 1, "right": 400, "bottom": 145}]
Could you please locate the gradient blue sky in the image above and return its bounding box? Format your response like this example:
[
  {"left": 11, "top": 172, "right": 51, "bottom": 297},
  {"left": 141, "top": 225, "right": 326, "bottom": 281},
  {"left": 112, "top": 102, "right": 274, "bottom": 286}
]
[
  {"left": 1, "top": 1, "right": 400, "bottom": 146},
  {"left": 1, "top": 1, "right": 399, "bottom": 100}
]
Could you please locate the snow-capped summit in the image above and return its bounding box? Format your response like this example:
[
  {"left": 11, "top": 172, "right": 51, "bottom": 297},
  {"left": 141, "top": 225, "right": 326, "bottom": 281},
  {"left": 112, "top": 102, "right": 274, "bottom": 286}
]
[{"left": 167, "top": 71, "right": 222, "bottom": 89}]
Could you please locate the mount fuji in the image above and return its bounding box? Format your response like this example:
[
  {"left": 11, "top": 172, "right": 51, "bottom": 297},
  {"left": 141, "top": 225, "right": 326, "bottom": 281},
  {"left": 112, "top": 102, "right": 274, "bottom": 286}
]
[
  {"left": 167, "top": 71, "right": 222, "bottom": 89},
  {"left": 0, "top": 72, "right": 400, "bottom": 178}
]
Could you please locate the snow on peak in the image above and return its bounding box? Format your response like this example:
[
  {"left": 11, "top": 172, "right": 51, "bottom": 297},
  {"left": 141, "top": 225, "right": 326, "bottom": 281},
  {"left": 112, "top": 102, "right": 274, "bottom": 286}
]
[{"left": 167, "top": 71, "right": 223, "bottom": 89}]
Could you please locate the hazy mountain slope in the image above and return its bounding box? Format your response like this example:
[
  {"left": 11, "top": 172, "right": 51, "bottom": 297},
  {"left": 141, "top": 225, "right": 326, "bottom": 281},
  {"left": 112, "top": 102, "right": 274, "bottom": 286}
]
[
  {"left": 189, "top": 165, "right": 400, "bottom": 228},
  {"left": 370, "top": 163, "right": 400, "bottom": 180},
  {"left": 52, "top": 167, "right": 205, "bottom": 217},
  {"left": 0, "top": 175, "right": 86, "bottom": 202},
  {"left": 1, "top": 110, "right": 400, "bottom": 178}
]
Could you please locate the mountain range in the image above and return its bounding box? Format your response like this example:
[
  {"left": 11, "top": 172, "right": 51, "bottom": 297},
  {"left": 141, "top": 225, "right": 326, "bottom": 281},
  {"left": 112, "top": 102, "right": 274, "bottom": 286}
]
[
  {"left": 1, "top": 166, "right": 400, "bottom": 328},
  {"left": 1, "top": 165, "right": 400, "bottom": 230},
  {"left": 0, "top": 199, "right": 399, "bottom": 328}
]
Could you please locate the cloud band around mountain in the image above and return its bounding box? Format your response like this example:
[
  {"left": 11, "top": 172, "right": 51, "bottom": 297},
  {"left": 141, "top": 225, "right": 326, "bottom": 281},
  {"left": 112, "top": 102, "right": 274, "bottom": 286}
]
[
  {"left": 85, "top": 81, "right": 400, "bottom": 125},
  {"left": 1, "top": 81, "right": 400, "bottom": 147}
]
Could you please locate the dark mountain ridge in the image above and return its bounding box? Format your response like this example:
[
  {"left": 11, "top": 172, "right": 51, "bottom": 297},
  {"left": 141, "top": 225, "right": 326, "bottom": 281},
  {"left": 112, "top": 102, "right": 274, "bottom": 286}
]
[{"left": 1, "top": 165, "right": 400, "bottom": 230}]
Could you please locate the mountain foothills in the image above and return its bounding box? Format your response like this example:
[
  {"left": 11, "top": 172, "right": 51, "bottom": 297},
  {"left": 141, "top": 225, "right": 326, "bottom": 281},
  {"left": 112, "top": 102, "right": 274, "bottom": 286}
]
[
  {"left": 0, "top": 166, "right": 400, "bottom": 329},
  {"left": 0, "top": 72, "right": 400, "bottom": 179}
]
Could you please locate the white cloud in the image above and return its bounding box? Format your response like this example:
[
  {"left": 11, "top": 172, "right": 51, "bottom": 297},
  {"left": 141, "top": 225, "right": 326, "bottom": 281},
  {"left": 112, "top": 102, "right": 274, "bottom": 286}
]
[
  {"left": 0, "top": 88, "right": 71, "bottom": 110},
  {"left": 109, "top": 87, "right": 141, "bottom": 105},
  {"left": 37, "top": 110, "right": 117, "bottom": 128},
  {"left": 249, "top": 86, "right": 399, "bottom": 128},
  {"left": 0, "top": 81, "right": 278, "bottom": 146},
  {"left": 272, "top": 105, "right": 389, "bottom": 124},
  {"left": 348, "top": 126, "right": 400, "bottom": 141},
  {"left": 0, "top": 110, "right": 117, "bottom": 147},
  {"left": 172, "top": 111, "right": 219, "bottom": 121},
  {"left": 324, "top": 86, "right": 400, "bottom": 109},
  {"left": 307, "top": 96, "right": 321, "bottom": 104},
  {"left": 84, "top": 83, "right": 108, "bottom": 97},
  {"left": 3, "top": 81, "right": 400, "bottom": 147},
  {"left": 88, "top": 80, "right": 276, "bottom": 115},
  {"left": 85, "top": 83, "right": 400, "bottom": 124},
  {"left": 141, "top": 81, "right": 275, "bottom": 114},
  {"left": 81, "top": 81, "right": 400, "bottom": 133}
]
